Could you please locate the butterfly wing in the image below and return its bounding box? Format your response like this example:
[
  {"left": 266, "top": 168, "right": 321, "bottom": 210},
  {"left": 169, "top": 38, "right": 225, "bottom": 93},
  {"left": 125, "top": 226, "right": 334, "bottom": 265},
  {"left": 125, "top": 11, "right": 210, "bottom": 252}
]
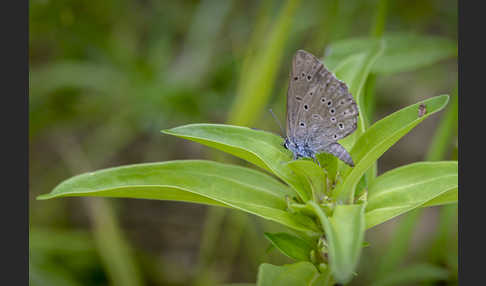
[
  {"left": 288, "top": 50, "right": 359, "bottom": 165},
  {"left": 286, "top": 50, "right": 326, "bottom": 140}
]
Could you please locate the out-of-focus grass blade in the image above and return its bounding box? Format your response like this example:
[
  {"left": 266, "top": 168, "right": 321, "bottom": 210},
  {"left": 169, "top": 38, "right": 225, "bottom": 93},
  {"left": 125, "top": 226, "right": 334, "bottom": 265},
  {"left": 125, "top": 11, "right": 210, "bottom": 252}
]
[
  {"left": 228, "top": 0, "right": 302, "bottom": 126},
  {"left": 167, "top": 0, "right": 234, "bottom": 86}
]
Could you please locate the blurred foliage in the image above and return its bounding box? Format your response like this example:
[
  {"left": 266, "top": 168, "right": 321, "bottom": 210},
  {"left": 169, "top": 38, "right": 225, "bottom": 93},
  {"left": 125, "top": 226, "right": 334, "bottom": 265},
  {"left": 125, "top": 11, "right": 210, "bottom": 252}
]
[{"left": 30, "top": 0, "right": 457, "bottom": 285}]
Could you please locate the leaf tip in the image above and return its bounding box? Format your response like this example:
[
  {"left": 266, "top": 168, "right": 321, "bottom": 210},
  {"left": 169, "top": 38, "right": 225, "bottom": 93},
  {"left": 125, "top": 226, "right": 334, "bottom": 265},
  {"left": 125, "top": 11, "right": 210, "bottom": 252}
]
[{"left": 36, "top": 194, "right": 53, "bottom": 200}]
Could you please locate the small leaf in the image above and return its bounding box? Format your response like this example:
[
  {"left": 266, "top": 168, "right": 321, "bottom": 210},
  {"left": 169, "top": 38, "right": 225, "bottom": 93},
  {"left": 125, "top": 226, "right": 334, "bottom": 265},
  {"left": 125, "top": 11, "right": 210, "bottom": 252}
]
[
  {"left": 308, "top": 202, "right": 366, "bottom": 284},
  {"left": 285, "top": 160, "right": 326, "bottom": 201},
  {"left": 257, "top": 262, "right": 326, "bottom": 286},
  {"left": 366, "top": 161, "right": 458, "bottom": 229},
  {"left": 38, "top": 160, "right": 319, "bottom": 233},
  {"left": 333, "top": 95, "right": 450, "bottom": 203},
  {"left": 264, "top": 232, "right": 314, "bottom": 261}
]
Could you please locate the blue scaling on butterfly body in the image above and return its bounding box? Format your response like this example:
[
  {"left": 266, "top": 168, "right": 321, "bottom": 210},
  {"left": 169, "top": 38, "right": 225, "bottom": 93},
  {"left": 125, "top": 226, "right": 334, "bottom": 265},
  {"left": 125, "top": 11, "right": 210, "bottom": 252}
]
[{"left": 283, "top": 138, "right": 315, "bottom": 160}]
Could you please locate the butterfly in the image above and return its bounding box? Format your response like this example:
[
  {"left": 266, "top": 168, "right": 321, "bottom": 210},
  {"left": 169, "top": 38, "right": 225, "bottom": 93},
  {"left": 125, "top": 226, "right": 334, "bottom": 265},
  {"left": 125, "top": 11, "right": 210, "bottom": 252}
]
[{"left": 283, "top": 50, "right": 358, "bottom": 167}]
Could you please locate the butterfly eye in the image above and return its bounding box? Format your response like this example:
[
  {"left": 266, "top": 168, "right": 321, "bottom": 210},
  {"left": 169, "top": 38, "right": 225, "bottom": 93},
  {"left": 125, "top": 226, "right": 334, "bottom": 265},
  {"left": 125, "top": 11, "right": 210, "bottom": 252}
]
[
  {"left": 330, "top": 117, "right": 336, "bottom": 122},
  {"left": 330, "top": 108, "right": 335, "bottom": 114},
  {"left": 307, "top": 75, "right": 312, "bottom": 81},
  {"left": 333, "top": 134, "right": 338, "bottom": 139},
  {"left": 338, "top": 123, "right": 344, "bottom": 129},
  {"left": 320, "top": 97, "right": 326, "bottom": 103},
  {"left": 299, "top": 122, "right": 305, "bottom": 127},
  {"left": 303, "top": 104, "right": 309, "bottom": 110},
  {"left": 327, "top": 100, "right": 332, "bottom": 106}
]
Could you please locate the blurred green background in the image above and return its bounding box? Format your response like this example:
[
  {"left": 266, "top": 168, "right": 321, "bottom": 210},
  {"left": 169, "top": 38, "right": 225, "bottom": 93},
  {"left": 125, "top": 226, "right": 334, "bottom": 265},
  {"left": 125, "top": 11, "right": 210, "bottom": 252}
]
[{"left": 29, "top": 0, "right": 457, "bottom": 285}]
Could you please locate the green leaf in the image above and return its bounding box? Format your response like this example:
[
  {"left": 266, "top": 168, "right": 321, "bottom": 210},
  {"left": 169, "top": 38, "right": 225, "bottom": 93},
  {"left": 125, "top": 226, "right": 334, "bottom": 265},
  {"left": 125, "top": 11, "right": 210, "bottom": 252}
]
[
  {"left": 285, "top": 160, "right": 327, "bottom": 201},
  {"left": 365, "top": 161, "right": 458, "bottom": 229},
  {"left": 264, "top": 232, "right": 314, "bottom": 261},
  {"left": 308, "top": 202, "right": 366, "bottom": 284},
  {"left": 371, "top": 263, "right": 449, "bottom": 286},
  {"left": 325, "top": 33, "right": 457, "bottom": 74},
  {"left": 37, "top": 160, "right": 319, "bottom": 233},
  {"left": 257, "top": 262, "right": 328, "bottom": 286},
  {"left": 163, "top": 124, "right": 313, "bottom": 202},
  {"left": 333, "top": 95, "right": 450, "bottom": 203}
]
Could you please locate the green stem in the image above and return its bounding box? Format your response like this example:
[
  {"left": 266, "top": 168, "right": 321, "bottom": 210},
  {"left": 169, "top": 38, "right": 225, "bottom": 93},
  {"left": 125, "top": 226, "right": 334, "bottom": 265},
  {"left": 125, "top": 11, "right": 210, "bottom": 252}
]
[{"left": 370, "top": 0, "right": 388, "bottom": 37}]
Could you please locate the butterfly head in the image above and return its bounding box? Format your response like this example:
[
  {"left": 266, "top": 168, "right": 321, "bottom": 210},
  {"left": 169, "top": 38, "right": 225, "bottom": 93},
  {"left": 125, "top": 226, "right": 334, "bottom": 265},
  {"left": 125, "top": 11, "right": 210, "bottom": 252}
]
[{"left": 283, "top": 137, "right": 314, "bottom": 160}]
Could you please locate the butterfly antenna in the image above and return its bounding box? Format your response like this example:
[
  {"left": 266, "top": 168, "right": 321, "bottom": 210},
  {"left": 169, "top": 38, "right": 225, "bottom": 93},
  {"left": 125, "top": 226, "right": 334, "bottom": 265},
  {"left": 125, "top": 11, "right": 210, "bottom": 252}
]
[{"left": 268, "top": 109, "right": 285, "bottom": 137}]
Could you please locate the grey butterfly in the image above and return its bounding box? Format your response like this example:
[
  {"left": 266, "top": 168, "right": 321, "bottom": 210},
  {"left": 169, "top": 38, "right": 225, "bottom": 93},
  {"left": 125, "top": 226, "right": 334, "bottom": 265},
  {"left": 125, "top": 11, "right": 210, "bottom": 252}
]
[{"left": 283, "top": 50, "right": 358, "bottom": 167}]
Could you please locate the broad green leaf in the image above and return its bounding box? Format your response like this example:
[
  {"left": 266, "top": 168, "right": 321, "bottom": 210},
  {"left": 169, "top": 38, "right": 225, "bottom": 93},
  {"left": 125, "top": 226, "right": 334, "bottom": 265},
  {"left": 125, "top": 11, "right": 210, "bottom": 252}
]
[
  {"left": 366, "top": 161, "right": 458, "bottom": 229},
  {"left": 309, "top": 202, "right": 366, "bottom": 284},
  {"left": 333, "top": 95, "right": 450, "bottom": 203},
  {"left": 257, "top": 262, "right": 328, "bottom": 286},
  {"left": 264, "top": 232, "right": 314, "bottom": 261},
  {"left": 371, "top": 263, "right": 449, "bottom": 286},
  {"left": 37, "top": 160, "right": 319, "bottom": 233},
  {"left": 285, "top": 160, "right": 326, "bottom": 201},
  {"left": 163, "top": 124, "right": 313, "bottom": 202},
  {"left": 325, "top": 33, "right": 457, "bottom": 74},
  {"left": 421, "top": 188, "right": 458, "bottom": 207}
]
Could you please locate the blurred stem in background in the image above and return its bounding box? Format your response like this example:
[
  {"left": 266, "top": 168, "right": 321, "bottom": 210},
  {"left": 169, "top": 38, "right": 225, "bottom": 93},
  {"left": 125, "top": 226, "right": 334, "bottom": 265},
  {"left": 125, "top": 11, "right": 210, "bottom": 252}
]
[
  {"left": 54, "top": 135, "right": 144, "bottom": 286},
  {"left": 194, "top": 0, "right": 302, "bottom": 284},
  {"left": 167, "top": 0, "right": 234, "bottom": 87},
  {"left": 310, "top": 0, "right": 339, "bottom": 53}
]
